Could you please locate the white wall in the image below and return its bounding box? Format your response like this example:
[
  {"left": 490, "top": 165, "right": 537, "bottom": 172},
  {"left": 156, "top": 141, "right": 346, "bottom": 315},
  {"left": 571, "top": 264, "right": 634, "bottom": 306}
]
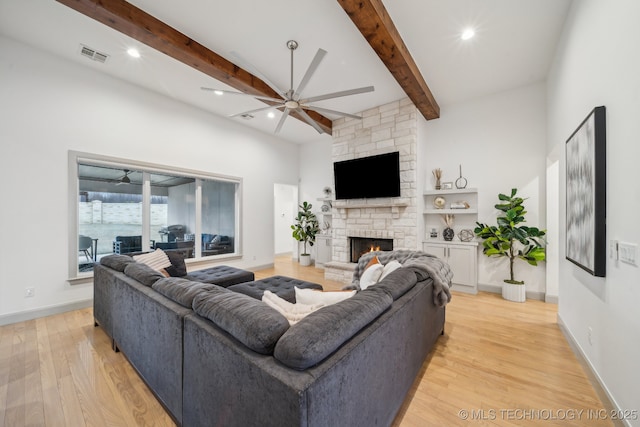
[
  {"left": 298, "top": 139, "right": 333, "bottom": 261},
  {"left": 0, "top": 36, "right": 301, "bottom": 322},
  {"left": 421, "top": 83, "right": 548, "bottom": 295},
  {"left": 547, "top": 0, "right": 640, "bottom": 420}
]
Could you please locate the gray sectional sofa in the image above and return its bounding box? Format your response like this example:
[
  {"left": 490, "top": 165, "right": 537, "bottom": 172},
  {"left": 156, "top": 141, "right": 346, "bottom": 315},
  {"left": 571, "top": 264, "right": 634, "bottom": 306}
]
[{"left": 93, "top": 250, "right": 451, "bottom": 427}]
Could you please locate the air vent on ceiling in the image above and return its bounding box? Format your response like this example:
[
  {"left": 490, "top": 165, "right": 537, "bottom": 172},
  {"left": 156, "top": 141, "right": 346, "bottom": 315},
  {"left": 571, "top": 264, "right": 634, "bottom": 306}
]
[{"left": 79, "top": 44, "right": 109, "bottom": 63}]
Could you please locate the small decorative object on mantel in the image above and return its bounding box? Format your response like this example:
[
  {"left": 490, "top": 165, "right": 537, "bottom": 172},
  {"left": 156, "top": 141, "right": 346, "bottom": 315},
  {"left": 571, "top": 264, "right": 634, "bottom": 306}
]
[
  {"left": 443, "top": 214, "right": 455, "bottom": 241},
  {"left": 442, "top": 182, "right": 453, "bottom": 190},
  {"left": 458, "top": 229, "right": 474, "bottom": 242},
  {"left": 450, "top": 201, "right": 470, "bottom": 209},
  {"left": 455, "top": 164, "right": 468, "bottom": 189},
  {"left": 432, "top": 168, "right": 442, "bottom": 190},
  {"left": 321, "top": 203, "right": 331, "bottom": 213},
  {"left": 433, "top": 196, "right": 446, "bottom": 209}
]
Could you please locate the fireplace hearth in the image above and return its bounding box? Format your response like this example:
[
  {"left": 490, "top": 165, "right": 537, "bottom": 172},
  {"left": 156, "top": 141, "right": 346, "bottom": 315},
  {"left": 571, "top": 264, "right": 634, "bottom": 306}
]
[{"left": 350, "top": 237, "right": 393, "bottom": 262}]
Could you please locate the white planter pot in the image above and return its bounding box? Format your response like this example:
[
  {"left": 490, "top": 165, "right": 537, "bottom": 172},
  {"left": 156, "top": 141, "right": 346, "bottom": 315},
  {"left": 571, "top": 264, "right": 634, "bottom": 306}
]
[
  {"left": 502, "top": 282, "right": 526, "bottom": 302},
  {"left": 299, "top": 254, "right": 312, "bottom": 266}
]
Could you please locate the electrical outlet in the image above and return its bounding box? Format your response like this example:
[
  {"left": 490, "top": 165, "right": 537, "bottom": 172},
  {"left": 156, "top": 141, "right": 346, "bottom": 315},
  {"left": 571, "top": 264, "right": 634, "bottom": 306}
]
[
  {"left": 25, "top": 287, "right": 35, "bottom": 298},
  {"left": 587, "top": 327, "right": 593, "bottom": 346}
]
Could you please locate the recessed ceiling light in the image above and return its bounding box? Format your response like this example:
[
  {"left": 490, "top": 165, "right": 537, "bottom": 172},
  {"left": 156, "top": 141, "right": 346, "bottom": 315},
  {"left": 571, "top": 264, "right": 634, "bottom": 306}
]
[
  {"left": 267, "top": 112, "right": 275, "bottom": 119},
  {"left": 127, "top": 48, "right": 141, "bottom": 58},
  {"left": 214, "top": 90, "right": 224, "bottom": 96},
  {"left": 461, "top": 28, "right": 475, "bottom": 40}
]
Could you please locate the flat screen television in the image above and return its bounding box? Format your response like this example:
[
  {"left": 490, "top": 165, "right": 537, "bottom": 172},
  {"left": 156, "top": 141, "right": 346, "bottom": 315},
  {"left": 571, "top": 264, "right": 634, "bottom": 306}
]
[{"left": 334, "top": 152, "right": 401, "bottom": 200}]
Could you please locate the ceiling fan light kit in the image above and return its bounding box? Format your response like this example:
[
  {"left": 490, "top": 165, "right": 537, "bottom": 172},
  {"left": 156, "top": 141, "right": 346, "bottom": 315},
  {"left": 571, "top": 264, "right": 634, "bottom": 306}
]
[{"left": 202, "top": 40, "right": 374, "bottom": 134}]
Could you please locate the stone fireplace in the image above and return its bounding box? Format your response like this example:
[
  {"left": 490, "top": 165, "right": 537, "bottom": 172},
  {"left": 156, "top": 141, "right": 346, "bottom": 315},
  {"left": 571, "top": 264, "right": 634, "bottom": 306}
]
[
  {"left": 324, "top": 98, "right": 419, "bottom": 284},
  {"left": 350, "top": 237, "right": 394, "bottom": 262}
]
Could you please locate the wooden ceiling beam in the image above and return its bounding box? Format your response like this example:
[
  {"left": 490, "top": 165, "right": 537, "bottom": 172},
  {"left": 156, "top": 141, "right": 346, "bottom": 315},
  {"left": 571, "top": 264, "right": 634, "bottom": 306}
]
[
  {"left": 55, "top": 0, "right": 332, "bottom": 134},
  {"left": 337, "top": 0, "right": 440, "bottom": 120}
]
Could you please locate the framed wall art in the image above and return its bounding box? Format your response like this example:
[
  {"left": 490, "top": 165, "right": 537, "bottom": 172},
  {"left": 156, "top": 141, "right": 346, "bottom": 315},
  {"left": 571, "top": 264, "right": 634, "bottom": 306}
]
[{"left": 565, "top": 106, "right": 606, "bottom": 277}]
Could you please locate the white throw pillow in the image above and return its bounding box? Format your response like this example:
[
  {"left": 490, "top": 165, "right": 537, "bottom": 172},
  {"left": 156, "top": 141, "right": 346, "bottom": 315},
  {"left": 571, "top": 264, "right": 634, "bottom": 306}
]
[
  {"left": 262, "top": 290, "right": 324, "bottom": 325},
  {"left": 295, "top": 287, "right": 356, "bottom": 305},
  {"left": 380, "top": 260, "right": 403, "bottom": 281},
  {"left": 133, "top": 248, "right": 172, "bottom": 271},
  {"left": 359, "top": 263, "right": 383, "bottom": 290}
]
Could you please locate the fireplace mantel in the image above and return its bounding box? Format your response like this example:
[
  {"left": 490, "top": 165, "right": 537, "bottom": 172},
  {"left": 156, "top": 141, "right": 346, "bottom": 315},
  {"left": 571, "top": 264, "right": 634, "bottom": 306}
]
[{"left": 332, "top": 201, "right": 408, "bottom": 209}]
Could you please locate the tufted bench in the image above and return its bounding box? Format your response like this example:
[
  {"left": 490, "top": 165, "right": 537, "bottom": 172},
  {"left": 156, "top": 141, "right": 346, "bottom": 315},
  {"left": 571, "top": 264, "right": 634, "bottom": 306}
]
[
  {"left": 227, "top": 275, "right": 323, "bottom": 303},
  {"left": 185, "top": 265, "right": 255, "bottom": 288}
]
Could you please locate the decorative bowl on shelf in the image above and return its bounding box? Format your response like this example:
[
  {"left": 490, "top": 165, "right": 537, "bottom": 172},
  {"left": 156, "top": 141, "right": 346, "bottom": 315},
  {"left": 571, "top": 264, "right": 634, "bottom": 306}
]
[{"left": 433, "top": 196, "right": 446, "bottom": 209}]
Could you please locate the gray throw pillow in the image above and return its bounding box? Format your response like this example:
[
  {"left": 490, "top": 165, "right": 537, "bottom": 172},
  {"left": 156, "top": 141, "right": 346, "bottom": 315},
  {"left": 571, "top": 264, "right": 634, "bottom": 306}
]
[
  {"left": 164, "top": 251, "right": 188, "bottom": 277},
  {"left": 100, "top": 254, "right": 135, "bottom": 272},
  {"left": 123, "top": 262, "right": 165, "bottom": 287}
]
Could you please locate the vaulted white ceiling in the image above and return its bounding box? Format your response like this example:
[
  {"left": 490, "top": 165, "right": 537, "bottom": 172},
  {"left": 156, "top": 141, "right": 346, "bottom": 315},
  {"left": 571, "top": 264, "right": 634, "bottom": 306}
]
[{"left": 0, "top": 0, "right": 572, "bottom": 144}]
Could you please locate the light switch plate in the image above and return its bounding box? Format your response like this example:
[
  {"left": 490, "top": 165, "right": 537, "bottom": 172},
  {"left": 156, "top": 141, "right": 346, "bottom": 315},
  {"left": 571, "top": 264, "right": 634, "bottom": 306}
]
[{"left": 619, "top": 242, "right": 638, "bottom": 266}]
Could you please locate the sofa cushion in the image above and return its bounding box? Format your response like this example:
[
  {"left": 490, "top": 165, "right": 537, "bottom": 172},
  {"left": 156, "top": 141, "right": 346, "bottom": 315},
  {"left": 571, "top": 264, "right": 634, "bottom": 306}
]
[
  {"left": 100, "top": 254, "right": 136, "bottom": 272},
  {"left": 123, "top": 262, "right": 165, "bottom": 287},
  {"left": 373, "top": 267, "right": 417, "bottom": 300},
  {"left": 164, "top": 251, "right": 188, "bottom": 277},
  {"left": 152, "top": 278, "right": 219, "bottom": 308},
  {"left": 273, "top": 286, "right": 393, "bottom": 370},
  {"left": 192, "top": 290, "right": 289, "bottom": 354}
]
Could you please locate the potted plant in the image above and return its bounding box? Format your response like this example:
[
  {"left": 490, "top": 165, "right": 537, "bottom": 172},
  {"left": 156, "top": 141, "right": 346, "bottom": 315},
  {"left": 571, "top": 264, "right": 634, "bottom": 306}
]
[
  {"left": 291, "top": 201, "right": 320, "bottom": 266},
  {"left": 474, "top": 188, "right": 546, "bottom": 302}
]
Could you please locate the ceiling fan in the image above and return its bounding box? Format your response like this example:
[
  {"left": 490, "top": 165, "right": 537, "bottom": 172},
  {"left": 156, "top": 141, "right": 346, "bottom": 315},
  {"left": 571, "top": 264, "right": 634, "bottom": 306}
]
[
  {"left": 115, "top": 169, "right": 131, "bottom": 185},
  {"left": 201, "top": 40, "right": 374, "bottom": 134}
]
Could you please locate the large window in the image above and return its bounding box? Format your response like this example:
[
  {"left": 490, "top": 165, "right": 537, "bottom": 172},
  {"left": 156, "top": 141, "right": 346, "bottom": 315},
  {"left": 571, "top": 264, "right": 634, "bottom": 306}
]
[{"left": 69, "top": 152, "right": 241, "bottom": 279}]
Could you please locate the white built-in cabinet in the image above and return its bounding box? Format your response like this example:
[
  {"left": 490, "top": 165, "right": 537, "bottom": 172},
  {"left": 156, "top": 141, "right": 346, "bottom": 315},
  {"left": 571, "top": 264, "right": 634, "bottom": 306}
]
[
  {"left": 422, "top": 241, "right": 478, "bottom": 294},
  {"left": 423, "top": 188, "right": 479, "bottom": 294}
]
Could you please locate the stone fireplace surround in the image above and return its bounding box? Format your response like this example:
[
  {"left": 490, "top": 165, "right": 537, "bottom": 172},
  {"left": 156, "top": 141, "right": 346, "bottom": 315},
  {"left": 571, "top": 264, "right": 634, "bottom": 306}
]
[{"left": 324, "top": 99, "right": 418, "bottom": 284}]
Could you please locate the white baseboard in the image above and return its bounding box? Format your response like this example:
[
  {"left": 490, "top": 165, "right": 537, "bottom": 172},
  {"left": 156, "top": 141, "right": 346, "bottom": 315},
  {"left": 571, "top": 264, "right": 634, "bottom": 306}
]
[
  {"left": 557, "top": 314, "right": 628, "bottom": 427},
  {"left": 0, "top": 298, "right": 93, "bottom": 326}
]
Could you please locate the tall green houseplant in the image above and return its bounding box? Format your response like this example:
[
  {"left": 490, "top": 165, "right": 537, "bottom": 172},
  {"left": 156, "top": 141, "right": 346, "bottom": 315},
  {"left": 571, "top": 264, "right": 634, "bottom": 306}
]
[
  {"left": 474, "top": 188, "right": 546, "bottom": 285},
  {"left": 291, "top": 201, "right": 320, "bottom": 265}
]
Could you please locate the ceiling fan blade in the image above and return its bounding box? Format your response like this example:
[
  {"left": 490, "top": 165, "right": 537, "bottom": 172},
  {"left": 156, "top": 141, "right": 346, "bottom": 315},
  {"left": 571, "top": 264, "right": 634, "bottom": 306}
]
[
  {"left": 300, "top": 86, "right": 375, "bottom": 104},
  {"left": 294, "top": 48, "right": 327, "bottom": 100},
  {"left": 303, "top": 105, "right": 362, "bottom": 120},
  {"left": 274, "top": 108, "right": 291, "bottom": 134},
  {"left": 201, "top": 87, "right": 283, "bottom": 103},
  {"left": 229, "top": 104, "right": 281, "bottom": 118},
  {"left": 295, "top": 108, "right": 325, "bottom": 134},
  {"left": 230, "top": 51, "right": 287, "bottom": 98}
]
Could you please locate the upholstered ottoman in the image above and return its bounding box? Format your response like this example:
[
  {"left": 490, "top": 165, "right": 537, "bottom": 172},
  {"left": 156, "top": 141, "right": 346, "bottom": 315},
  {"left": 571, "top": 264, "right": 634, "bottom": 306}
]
[
  {"left": 227, "top": 275, "right": 323, "bottom": 303},
  {"left": 185, "top": 265, "right": 254, "bottom": 288}
]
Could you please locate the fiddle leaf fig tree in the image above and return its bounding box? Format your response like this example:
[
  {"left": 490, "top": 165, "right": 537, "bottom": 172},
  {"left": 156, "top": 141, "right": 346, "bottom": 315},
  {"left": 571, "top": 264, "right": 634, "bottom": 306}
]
[
  {"left": 291, "top": 201, "right": 320, "bottom": 256},
  {"left": 474, "top": 188, "right": 546, "bottom": 284}
]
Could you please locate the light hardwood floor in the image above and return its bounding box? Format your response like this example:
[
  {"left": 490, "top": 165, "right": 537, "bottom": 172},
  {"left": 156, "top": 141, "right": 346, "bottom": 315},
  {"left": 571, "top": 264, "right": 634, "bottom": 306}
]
[{"left": 1, "top": 256, "right": 614, "bottom": 426}]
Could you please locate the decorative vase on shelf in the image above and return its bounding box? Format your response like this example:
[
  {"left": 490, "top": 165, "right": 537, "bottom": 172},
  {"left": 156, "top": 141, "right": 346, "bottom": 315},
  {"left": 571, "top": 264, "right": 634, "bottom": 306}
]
[
  {"left": 443, "top": 227, "right": 454, "bottom": 241},
  {"left": 433, "top": 168, "right": 442, "bottom": 190}
]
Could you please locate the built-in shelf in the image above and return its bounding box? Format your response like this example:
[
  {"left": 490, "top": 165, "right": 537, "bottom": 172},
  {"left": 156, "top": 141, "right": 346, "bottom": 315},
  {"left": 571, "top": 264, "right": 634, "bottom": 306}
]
[
  {"left": 424, "top": 208, "right": 478, "bottom": 215},
  {"left": 424, "top": 187, "right": 478, "bottom": 196}
]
